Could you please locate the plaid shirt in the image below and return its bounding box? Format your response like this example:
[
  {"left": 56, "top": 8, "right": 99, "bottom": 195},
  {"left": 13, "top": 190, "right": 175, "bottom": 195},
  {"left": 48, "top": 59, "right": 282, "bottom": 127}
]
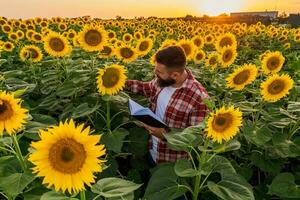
[{"left": 126, "top": 68, "right": 210, "bottom": 163}]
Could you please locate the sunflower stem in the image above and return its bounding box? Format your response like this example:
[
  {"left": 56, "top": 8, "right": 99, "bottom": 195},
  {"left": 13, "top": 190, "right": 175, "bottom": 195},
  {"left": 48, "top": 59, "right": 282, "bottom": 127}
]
[
  {"left": 106, "top": 99, "right": 111, "bottom": 132},
  {"left": 80, "top": 190, "right": 86, "bottom": 200},
  {"left": 192, "top": 138, "right": 209, "bottom": 200},
  {"left": 11, "top": 134, "right": 26, "bottom": 172}
]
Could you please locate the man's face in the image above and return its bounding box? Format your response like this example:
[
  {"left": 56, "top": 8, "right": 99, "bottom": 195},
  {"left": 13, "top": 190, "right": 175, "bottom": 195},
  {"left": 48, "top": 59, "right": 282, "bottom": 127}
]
[{"left": 154, "top": 62, "right": 176, "bottom": 87}]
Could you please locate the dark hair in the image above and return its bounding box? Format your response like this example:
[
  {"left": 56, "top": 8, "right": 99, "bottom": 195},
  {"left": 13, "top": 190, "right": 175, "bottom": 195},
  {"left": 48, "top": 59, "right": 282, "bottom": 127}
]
[{"left": 155, "top": 45, "right": 186, "bottom": 72}]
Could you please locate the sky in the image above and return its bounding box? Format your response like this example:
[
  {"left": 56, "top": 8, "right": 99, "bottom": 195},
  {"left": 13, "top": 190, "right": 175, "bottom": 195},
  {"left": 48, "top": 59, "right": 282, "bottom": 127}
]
[{"left": 1, "top": 0, "right": 300, "bottom": 19}]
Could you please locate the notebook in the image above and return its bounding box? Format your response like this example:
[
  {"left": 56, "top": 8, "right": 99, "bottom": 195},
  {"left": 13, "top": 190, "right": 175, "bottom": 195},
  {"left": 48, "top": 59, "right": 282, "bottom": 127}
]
[{"left": 128, "top": 99, "right": 169, "bottom": 129}]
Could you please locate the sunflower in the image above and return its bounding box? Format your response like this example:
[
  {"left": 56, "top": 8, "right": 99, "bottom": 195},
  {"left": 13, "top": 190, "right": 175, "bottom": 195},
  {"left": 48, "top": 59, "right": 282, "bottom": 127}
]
[
  {"left": 283, "top": 43, "right": 291, "bottom": 50},
  {"left": 178, "top": 40, "right": 195, "bottom": 61},
  {"left": 32, "top": 33, "right": 43, "bottom": 43},
  {"left": 261, "top": 51, "right": 285, "bottom": 75},
  {"left": 219, "top": 46, "right": 237, "bottom": 68},
  {"left": 8, "top": 33, "right": 19, "bottom": 41},
  {"left": 136, "top": 38, "right": 153, "bottom": 57},
  {"left": 44, "top": 32, "right": 72, "bottom": 57},
  {"left": 115, "top": 45, "right": 138, "bottom": 63},
  {"left": 107, "top": 31, "right": 116, "bottom": 40},
  {"left": 193, "top": 50, "right": 206, "bottom": 64},
  {"left": 97, "top": 64, "right": 127, "bottom": 96},
  {"left": 191, "top": 36, "right": 204, "bottom": 49},
  {"left": 205, "top": 52, "right": 219, "bottom": 70},
  {"left": 226, "top": 64, "right": 258, "bottom": 90},
  {"left": 20, "top": 45, "right": 43, "bottom": 63},
  {"left": 16, "top": 30, "right": 25, "bottom": 39},
  {"left": 99, "top": 45, "right": 115, "bottom": 59},
  {"left": 29, "top": 119, "right": 106, "bottom": 193},
  {"left": 134, "top": 32, "right": 143, "bottom": 40},
  {"left": 3, "top": 42, "right": 14, "bottom": 52},
  {"left": 0, "top": 91, "right": 28, "bottom": 135},
  {"left": 215, "top": 32, "right": 237, "bottom": 51},
  {"left": 78, "top": 25, "right": 107, "bottom": 52},
  {"left": 260, "top": 74, "right": 294, "bottom": 102},
  {"left": 160, "top": 39, "right": 177, "bottom": 49},
  {"left": 205, "top": 106, "right": 243, "bottom": 144},
  {"left": 1, "top": 24, "right": 12, "bottom": 34},
  {"left": 122, "top": 33, "right": 133, "bottom": 43},
  {"left": 205, "top": 34, "right": 214, "bottom": 45}
]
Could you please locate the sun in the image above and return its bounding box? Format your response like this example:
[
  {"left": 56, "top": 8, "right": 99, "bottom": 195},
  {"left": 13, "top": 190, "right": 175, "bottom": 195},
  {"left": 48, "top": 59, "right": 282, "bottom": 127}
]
[{"left": 199, "top": 0, "right": 244, "bottom": 16}]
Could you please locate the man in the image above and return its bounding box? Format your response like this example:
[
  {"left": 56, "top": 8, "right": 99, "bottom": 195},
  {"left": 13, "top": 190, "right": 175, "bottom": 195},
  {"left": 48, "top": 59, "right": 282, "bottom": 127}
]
[{"left": 126, "top": 45, "right": 210, "bottom": 164}]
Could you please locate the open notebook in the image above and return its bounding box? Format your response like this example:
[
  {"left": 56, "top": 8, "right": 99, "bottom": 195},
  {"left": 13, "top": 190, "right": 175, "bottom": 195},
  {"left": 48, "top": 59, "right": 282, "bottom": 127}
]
[{"left": 128, "top": 99, "right": 168, "bottom": 129}]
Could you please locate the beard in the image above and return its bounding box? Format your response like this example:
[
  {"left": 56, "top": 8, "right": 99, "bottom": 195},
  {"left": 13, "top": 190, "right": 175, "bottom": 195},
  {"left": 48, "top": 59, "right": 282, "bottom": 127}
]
[{"left": 156, "top": 76, "right": 176, "bottom": 87}]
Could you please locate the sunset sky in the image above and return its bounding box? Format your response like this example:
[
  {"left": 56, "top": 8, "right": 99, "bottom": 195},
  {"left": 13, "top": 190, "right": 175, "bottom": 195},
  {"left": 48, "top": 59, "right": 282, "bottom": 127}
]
[{"left": 1, "top": 0, "right": 300, "bottom": 19}]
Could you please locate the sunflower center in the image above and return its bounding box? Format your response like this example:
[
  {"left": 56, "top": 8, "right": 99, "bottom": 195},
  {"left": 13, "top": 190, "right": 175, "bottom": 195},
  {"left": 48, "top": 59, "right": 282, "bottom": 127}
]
[
  {"left": 194, "top": 39, "right": 202, "bottom": 47},
  {"left": 49, "top": 138, "right": 86, "bottom": 174},
  {"left": 102, "top": 68, "right": 120, "bottom": 88},
  {"left": 0, "top": 100, "right": 13, "bottom": 121},
  {"left": 84, "top": 30, "right": 102, "bottom": 46},
  {"left": 4, "top": 26, "right": 10, "bottom": 32},
  {"left": 212, "top": 113, "right": 233, "bottom": 132},
  {"left": 209, "top": 57, "right": 217, "bottom": 65},
  {"left": 125, "top": 36, "right": 131, "bottom": 41},
  {"left": 267, "top": 80, "right": 285, "bottom": 95},
  {"left": 223, "top": 50, "right": 233, "bottom": 62},
  {"left": 233, "top": 70, "right": 250, "bottom": 85},
  {"left": 11, "top": 35, "right": 17, "bottom": 40},
  {"left": 101, "top": 46, "right": 112, "bottom": 55},
  {"left": 220, "top": 37, "right": 232, "bottom": 48},
  {"left": 29, "top": 48, "right": 39, "bottom": 59},
  {"left": 108, "top": 32, "right": 114, "bottom": 38},
  {"left": 34, "top": 35, "right": 42, "bottom": 41},
  {"left": 139, "top": 41, "right": 149, "bottom": 51},
  {"left": 267, "top": 57, "right": 280, "bottom": 70},
  {"left": 49, "top": 37, "right": 65, "bottom": 52},
  {"left": 120, "top": 47, "right": 134, "bottom": 58},
  {"left": 196, "top": 53, "right": 204, "bottom": 60}
]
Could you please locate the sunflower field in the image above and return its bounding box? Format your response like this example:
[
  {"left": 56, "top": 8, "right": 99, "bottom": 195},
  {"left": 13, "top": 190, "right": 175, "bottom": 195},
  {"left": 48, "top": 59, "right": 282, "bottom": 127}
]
[{"left": 0, "top": 16, "right": 300, "bottom": 200}]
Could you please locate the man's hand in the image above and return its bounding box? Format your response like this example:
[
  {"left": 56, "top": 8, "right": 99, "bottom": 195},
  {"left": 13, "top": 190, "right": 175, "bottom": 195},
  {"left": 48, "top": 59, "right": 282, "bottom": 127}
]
[{"left": 140, "top": 122, "right": 167, "bottom": 140}]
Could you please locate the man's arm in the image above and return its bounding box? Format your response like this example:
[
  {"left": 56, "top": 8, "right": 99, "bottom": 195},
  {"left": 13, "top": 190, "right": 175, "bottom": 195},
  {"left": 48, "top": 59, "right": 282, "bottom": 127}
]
[
  {"left": 188, "top": 101, "right": 210, "bottom": 126},
  {"left": 126, "top": 79, "right": 156, "bottom": 98}
]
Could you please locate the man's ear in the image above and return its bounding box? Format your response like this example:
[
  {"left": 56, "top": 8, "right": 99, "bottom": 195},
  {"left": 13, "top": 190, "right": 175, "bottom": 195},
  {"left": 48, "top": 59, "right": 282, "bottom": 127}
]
[{"left": 170, "top": 71, "right": 181, "bottom": 79}]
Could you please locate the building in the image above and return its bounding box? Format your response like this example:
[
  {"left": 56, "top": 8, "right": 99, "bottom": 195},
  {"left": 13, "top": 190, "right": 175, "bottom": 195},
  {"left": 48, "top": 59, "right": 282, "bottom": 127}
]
[{"left": 230, "top": 11, "right": 278, "bottom": 19}]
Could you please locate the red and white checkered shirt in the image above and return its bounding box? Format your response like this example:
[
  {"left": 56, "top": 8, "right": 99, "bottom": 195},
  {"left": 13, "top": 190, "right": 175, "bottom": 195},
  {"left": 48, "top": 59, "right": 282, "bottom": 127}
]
[{"left": 126, "top": 68, "right": 210, "bottom": 163}]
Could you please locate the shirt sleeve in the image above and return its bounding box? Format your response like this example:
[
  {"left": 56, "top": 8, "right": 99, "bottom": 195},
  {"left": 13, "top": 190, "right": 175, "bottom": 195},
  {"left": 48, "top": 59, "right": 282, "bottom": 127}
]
[
  {"left": 125, "top": 79, "right": 156, "bottom": 98},
  {"left": 188, "top": 99, "right": 210, "bottom": 126}
]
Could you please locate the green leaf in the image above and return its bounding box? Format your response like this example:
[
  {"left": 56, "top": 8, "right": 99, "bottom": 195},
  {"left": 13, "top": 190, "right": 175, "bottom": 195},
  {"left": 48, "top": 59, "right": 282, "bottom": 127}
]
[
  {"left": 13, "top": 87, "right": 28, "bottom": 97},
  {"left": 56, "top": 81, "right": 77, "bottom": 97},
  {"left": 202, "top": 155, "right": 236, "bottom": 175},
  {"left": 268, "top": 173, "right": 300, "bottom": 198},
  {"left": 174, "top": 159, "right": 199, "bottom": 177},
  {"left": 71, "top": 102, "right": 101, "bottom": 119},
  {"left": 0, "top": 156, "right": 21, "bottom": 176},
  {"left": 207, "top": 175, "right": 255, "bottom": 200},
  {"left": 287, "top": 101, "right": 300, "bottom": 112},
  {"left": 242, "top": 122, "right": 272, "bottom": 146},
  {"left": 106, "top": 192, "right": 134, "bottom": 200},
  {"left": 127, "top": 127, "right": 148, "bottom": 156},
  {"left": 165, "top": 125, "right": 203, "bottom": 151},
  {"left": 144, "top": 163, "right": 188, "bottom": 200},
  {"left": 40, "top": 191, "right": 78, "bottom": 200},
  {"left": 250, "top": 152, "right": 284, "bottom": 175},
  {"left": 203, "top": 98, "right": 215, "bottom": 110},
  {"left": 271, "top": 133, "right": 300, "bottom": 158},
  {"left": 0, "top": 170, "right": 36, "bottom": 197},
  {"left": 101, "top": 129, "right": 129, "bottom": 153},
  {"left": 91, "top": 177, "right": 142, "bottom": 198},
  {"left": 212, "top": 139, "right": 241, "bottom": 153}
]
